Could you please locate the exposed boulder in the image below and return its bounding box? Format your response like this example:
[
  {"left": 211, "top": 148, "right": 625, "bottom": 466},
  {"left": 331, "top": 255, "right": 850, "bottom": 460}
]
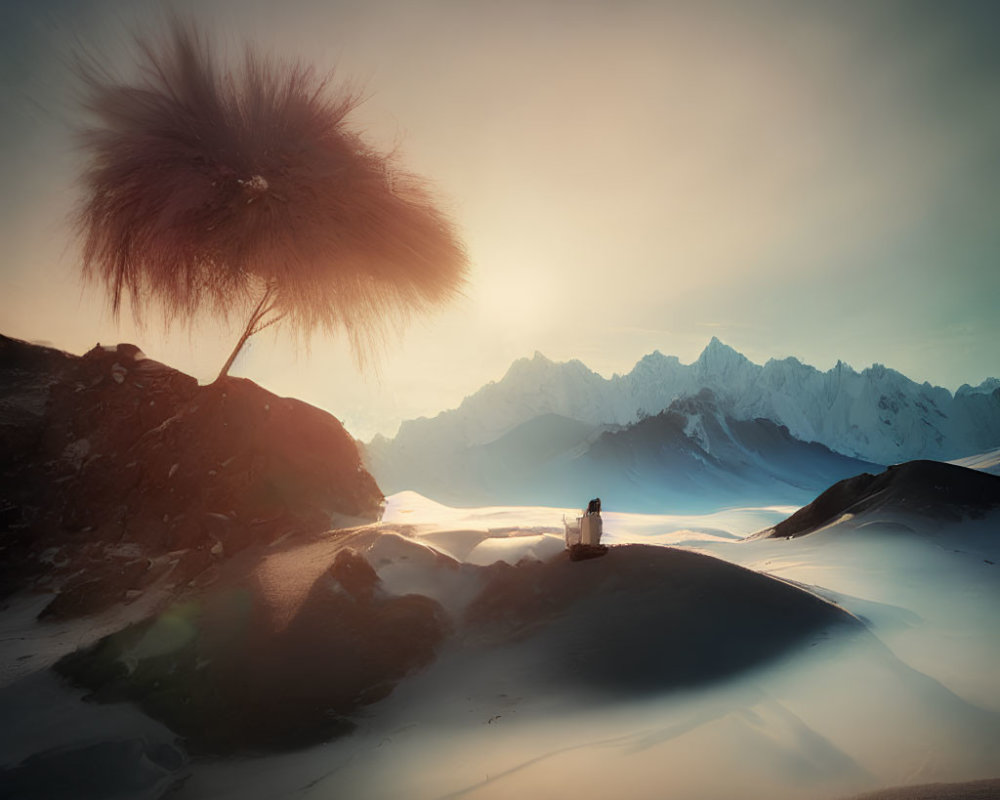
[{"left": 55, "top": 547, "right": 450, "bottom": 754}]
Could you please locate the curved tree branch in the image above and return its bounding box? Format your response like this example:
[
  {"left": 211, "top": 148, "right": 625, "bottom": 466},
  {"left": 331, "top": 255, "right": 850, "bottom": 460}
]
[{"left": 215, "top": 281, "right": 280, "bottom": 382}]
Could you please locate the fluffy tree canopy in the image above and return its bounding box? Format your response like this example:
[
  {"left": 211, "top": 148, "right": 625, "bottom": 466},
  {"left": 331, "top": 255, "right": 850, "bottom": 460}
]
[{"left": 76, "top": 20, "right": 467, "bottom": 372}]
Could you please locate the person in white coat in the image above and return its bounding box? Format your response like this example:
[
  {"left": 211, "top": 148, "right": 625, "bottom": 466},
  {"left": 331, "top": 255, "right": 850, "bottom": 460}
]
[{"left": 579, "top": 498, "right": 603, "bottom": 546}]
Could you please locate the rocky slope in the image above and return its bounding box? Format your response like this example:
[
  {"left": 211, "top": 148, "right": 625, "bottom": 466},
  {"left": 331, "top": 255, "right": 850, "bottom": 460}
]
[
  {"left": 756, "top": 460, "right": 1000, "bottom": 540},
  {"left": 0, "top": 334, "right": 383, "bottom": 619}
]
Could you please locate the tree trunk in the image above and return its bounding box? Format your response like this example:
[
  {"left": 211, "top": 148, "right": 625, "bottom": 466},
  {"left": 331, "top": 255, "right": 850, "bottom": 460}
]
[{"left": 215, "top": 282, "right": 281, "bottom": 382}]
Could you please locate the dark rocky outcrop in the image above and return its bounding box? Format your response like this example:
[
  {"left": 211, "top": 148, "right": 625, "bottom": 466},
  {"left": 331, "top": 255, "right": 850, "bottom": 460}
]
[
  {"left": 760, "top": 460, "right": 1000, "bottom": 540},
  {"left": 55, "top": 548, "right": 450, "bottom": 754},
  {"left": 0, "top": 334, "right": 383, "bottom": 617},
  {"left": 0, "top": 738, "right": 184, "bottom": 800}
]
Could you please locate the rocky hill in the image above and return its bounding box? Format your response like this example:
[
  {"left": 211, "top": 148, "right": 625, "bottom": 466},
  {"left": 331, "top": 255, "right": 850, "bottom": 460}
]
[
  {"left": 0, "top": 335, "right": 383, "bottom": 619},
  {"left": 757, "top": 460, "right": 1000, "bottom": 540}
]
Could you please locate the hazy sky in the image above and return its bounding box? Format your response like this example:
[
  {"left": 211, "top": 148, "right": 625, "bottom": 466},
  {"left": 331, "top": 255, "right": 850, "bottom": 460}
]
[{"left": 2, "top": 0, "right": 999, "bottom": 440}]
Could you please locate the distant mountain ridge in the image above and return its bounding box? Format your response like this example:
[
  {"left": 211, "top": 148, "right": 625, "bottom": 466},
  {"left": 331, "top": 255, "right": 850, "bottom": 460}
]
[
  {"left": 371, "top": 338, "right": 1000, "bottom": 466},
  {"left": 367, "top": 388, "right": 881, "bottom": 512},
  {"left": 364, "top": 340, "right": 999, "bottom": 509}
]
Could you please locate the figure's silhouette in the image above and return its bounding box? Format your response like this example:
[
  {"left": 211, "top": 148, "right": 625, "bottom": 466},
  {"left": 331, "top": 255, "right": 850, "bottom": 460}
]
[
  {"left": 581, "top": 497, "right": 603, "bottom": 545},
  {"left": 566, "top": 497, "right": 608, "bottom": 561}
]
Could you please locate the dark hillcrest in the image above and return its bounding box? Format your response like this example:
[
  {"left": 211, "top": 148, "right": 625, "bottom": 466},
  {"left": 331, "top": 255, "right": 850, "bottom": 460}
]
[
  {"left": 758, "top": 460, "right": 1000, "bottom": 540},
  {"left": 0, "top": 334, "right": 383, "bottom": 618}
]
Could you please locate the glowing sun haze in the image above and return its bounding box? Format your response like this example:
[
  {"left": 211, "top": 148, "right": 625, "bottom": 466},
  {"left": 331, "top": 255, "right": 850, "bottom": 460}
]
[{"left": 1, "top": 0, "right": 998, "bottom": 440}]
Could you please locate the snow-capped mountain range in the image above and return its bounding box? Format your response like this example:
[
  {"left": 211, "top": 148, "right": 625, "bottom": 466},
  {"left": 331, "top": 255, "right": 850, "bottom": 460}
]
[
  {"left": 366, "top": 389, "right": 880, "bottom": 511},
  {"left": 369, "top": 337, "right": 1000, "bottom": 466},
  {"left": 364, "top": 339, "right": 999, "bottom": 509}
]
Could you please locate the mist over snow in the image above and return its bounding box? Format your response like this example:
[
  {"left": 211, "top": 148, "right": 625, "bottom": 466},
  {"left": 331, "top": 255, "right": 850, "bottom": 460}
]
[
  {"left": 951, "top": 446, "right": 1000, "bottom": 476},
  {"left": 148, "top": 487, "right": 1000, "bottom": 799},
  {"left": 6, "top": 489, "right": 995, "bottom": 800}
]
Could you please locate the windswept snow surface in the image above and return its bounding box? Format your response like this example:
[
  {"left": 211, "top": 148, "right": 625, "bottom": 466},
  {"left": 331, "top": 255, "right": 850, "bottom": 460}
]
[
  {"left": 3, "top": 490, "right": 997, "bottom": 800},
  {"left": 950, "top": 446, "right": 1000, "bottom": 476},
  {"left": 382, "top": 490, "right": 792, "bottom": 549},
  {"left": 152, "top": 492, "right": 1000, "bottom": 800}
]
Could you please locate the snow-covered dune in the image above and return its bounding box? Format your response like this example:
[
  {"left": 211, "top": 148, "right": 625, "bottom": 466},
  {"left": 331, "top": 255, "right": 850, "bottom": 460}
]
[
  {"left": 4, "top": 484, "right": 998, "bottom": 800},
  {"left": 161, "top": 491, "right": 1000, "bottom": 800},
  {"left": 50, "top": 516, "right": 853, "bottom": 756}
]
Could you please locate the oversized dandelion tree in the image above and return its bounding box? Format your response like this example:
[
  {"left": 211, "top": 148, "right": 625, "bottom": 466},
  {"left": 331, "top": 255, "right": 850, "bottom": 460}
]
[{"left": 76, "top": 22, "right": 467, "bottom": 381}]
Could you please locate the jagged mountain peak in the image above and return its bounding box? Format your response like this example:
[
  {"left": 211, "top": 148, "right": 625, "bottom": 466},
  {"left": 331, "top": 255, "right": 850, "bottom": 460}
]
[
  {"left": 764, "top": 355, "right": 812, "bottom": 372},
  {"left": 832, "top": 359, "right": 858, "bottom": 376},
  {"left": 635, "top": 349, "right": 674, "bottom": 366},
  {"left": 699, "top": 335, "right": 744, "bottom": 359},
  {"left": 760, "top": 356, "right": 819, "bottom": 387},
  {"left": 371, "top": 340, "right": 999, "bottom": 467},
  {"left": 861, "top": 362, "right": 908, "bottom": 383},
  {"left": 503, "top": 350, "right": 596, "bottom": 381},
  {"left": 622, "top": 349, "right": 683, "bottom": 382},
  {"left": 503, "top": 350, "right": 553, "bottom": 376},
  {"left": 694, "top": 337, "right": 754, "bottom": 375},
  {"left": 766, "top": 355, "right": 803, "bottom": 367},
  {"left": 958, "top": 378, "right": 1000, "bottom": 397}
]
